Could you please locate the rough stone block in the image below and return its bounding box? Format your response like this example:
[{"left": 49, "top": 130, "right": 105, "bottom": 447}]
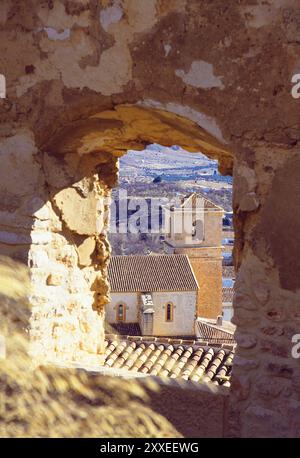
[
  {"left": 76, "top": 236, "right": 96, "bottom": 267},
  {"left": 53, "top": 187, "right": 102, "bottom": 235},
  {"left": 46, "top": 273, "right": 63, "bottom": 286},
  {"left": 0, "top": 131, "right": 41, "bottom": 196},
  {"left": 0, "top": 230, "right": 31, "bottom": 245},
  {"left": 235, "top": 331, "right": 257, "bottom": 349}
]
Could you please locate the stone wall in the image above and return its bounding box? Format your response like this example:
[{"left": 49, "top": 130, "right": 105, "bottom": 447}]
[
  {"left": 132, "top": 376, "right": 229, "bottom": 438},
  {"left": 0, "top": 128, "right": 118, "bottom": 364},
  {"left": 29, "top": 152, "right": 119, "bottom": 364},
  {"left": 227, "top": 146, "right": 300, "bottom": 437},
  {"left": 1, "top": 0, "right": 300, "bottom": 437}
]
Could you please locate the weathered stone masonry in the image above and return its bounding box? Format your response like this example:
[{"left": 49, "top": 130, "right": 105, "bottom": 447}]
[
  {"left": 29, "top": 149, "right": 118, "bottom": 364},
  {"left": 1, "top": 0, "right": 300, "bottom": 437}
]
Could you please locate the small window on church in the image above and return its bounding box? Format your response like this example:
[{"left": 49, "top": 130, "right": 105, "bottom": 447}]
[
  {"left": 165, "top": 303, "right": 173, "bottom": 322},
  {"left": 117, "top": 304, "right": 126, "bottom": 322},
  {"left": 192, "top": 221, "right": 196, "bottom": 236}
]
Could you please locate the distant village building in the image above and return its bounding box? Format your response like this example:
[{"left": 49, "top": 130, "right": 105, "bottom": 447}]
[
  {"left": 222, "top": 266, "right": 235, "bottom": 322},
  {"left": 222, "top": 287, "right": 234, "bottom": 322},
  {"left": 106, "top": 193, "right": 235, "bottom": 341},
  {"left": 195, "top": 315, "right": 235, "bottom": 344}
]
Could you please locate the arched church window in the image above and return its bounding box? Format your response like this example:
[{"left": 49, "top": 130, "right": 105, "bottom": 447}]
[
  {"left": 116, "top": 303, "right": 126, "bottom": 322},
  {"left": 192, "top": 219, "right": 204, "bottom": 240},
  {"left": 165, "top": 303, "right": 174, "bottom": 322}
]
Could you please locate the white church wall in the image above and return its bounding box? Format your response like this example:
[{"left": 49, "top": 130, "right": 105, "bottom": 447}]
[
  {"left": 106, "top": 292, "right": 139, "bottom": 323},
  {"left": 222, "top": 303, "right": 233, "bottom": 322},
  {"left": 151, "top": 291, "right": 197, "bottom": 336},
  {"left": 107, "top": 290, "right": 197, "bottom": 337}
]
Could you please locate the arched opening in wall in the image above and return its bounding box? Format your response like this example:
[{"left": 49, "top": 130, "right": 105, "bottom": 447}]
[
  {"left": 106, "top": 141, "right": 234, "bottom": 341},
  {"left": 116, "top": 303, "right": 126, "bottom": 322},
  {"left": 2, "top": 103, "right": 239, "bottom": 438},
  {"left": 27, "top": 104, "right": 236, "bottom": 378},
  {"left": 165, "top": 303, "right": 174, "bottom": 322}
]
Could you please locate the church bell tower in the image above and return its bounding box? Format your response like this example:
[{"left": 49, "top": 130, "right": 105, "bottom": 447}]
[{"left": 164, "top": 194, "right": 223, "bottom": 319}]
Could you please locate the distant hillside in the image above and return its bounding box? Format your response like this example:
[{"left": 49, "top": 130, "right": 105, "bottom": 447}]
[
  {"left": 109, "top": 144, "right": 232, "bottom": 255},
  {"left": 119, "top": 144, "right": 231, "bottom": 185}
]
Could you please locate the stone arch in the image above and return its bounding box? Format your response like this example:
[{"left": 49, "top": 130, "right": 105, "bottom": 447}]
[
  {"left": 165, "top": 302, "right": 174, "bottom": 322},
  {"left": 2, "top": 101, "right": 299, "bottom": 439},
  {"left": 1, "top": 0, "right": 300, "bottom": 438},
  {"left": 26, "top": 103, "right": 234, "bottom": 365}
]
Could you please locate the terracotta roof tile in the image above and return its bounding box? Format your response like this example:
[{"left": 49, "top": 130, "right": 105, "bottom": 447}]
[
  {"left": 196, "top": 319, "right": 236, "bottom": 344},
  {"left": 105, "top": 321, "right": 141, "bottom": 336},
  {"left": 222, "top": 266, "right": 235, "bottom": 278},
  {"left": 103, "top": 336, "right": 234, "bottom": 386},
  {"left": 222, "top": 287, "right": 234, "bottom": 303}
]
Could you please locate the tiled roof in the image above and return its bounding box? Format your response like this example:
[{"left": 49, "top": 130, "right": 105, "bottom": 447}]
[
  {"left": 195, "top": 319, "right": 236, "bottom": 345},
  {"left": 222, "top": 266, "right": 235, "bottom": 278},
  {"left": 104, "top": 336, "right": 234, "bottom": 386},
  {"left": 108, "top": 254, "right": 198, "bottom": 292},
  {"left": 105, "top": 322, "right": 141, "bottom": 336},
  {"left": 222, "top": 287, "right": 234, "bottom": 303}
]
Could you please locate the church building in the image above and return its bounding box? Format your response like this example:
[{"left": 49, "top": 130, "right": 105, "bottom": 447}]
[
  {"left": 107, "top": 254, "right": 198, "bottom": 337},
  {"left": 106, "top": 194, "right": 229, "bottom": 339}
]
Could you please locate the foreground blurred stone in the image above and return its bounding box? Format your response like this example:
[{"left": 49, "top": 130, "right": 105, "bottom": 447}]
[{"left": 0, "top": 257, "right": 228, "bottom": 438}]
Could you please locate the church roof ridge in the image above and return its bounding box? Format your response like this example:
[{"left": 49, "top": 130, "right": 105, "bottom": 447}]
[{"left": 180, "top": 192, "right": 224, "bottom": 212}]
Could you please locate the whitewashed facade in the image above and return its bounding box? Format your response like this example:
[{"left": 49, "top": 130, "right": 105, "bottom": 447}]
[
  {"left": 108, "top": 289, "right": 197, "bottom": 337},
  {"left": 107, "top": 254, "right": 198, "bottom": 337}
]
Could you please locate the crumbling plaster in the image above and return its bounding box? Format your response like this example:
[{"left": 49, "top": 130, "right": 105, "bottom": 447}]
[{"left": 1, "top": 0, "right": 300, "bottom": 437}]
